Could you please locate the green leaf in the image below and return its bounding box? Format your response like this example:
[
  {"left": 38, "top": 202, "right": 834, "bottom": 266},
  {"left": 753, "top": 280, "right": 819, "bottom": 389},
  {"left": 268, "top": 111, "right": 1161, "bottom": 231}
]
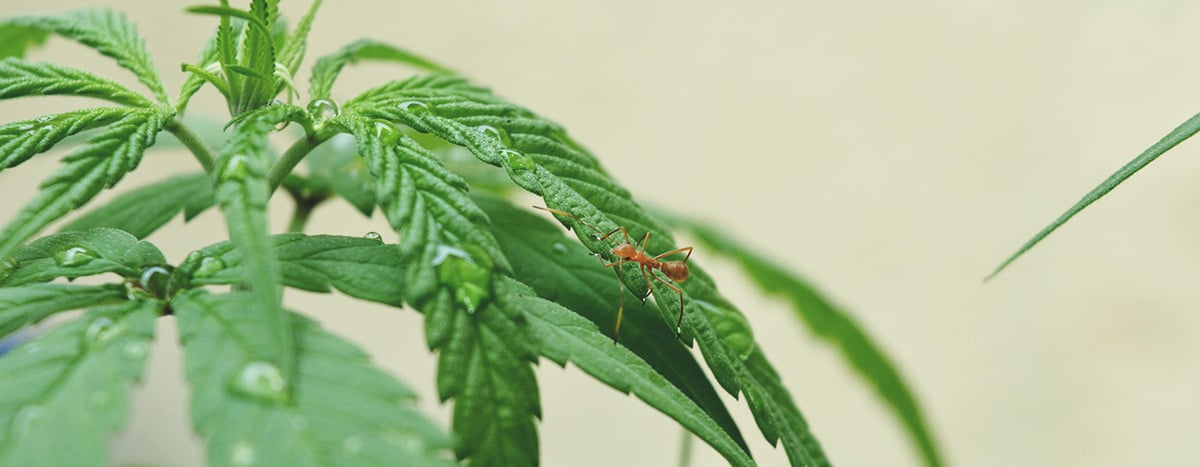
[
  {"left": 276, "top": 0, "right": 323, "bottom": 77},
  {"left": 668, "top": 213, "right": 944, "bottom": 467},
  {"left": 0, "top": 25, "right": 50, "bottom": 59},
  {"left": 178, "top": 22, "right": 238, "bottom": 112},
  {"left": 335, "top": 113, "right": 535, "bottom": 465},
  {"left": 184, "top": 5, "right": 268, "bottom": 28},
  {"left": 0, "top": 300, "right": 158, "bottom": 466},
  {"left": 0, "top": 284, "right": 127, "bottom": 341},
  {"left": 477, "top": 195, "right": 752, "bottom": 462},
  {"left": 498, "top": 276, "right": 755, "bottom": 466},
  {"left": 209, "top": 105, "right": 295, "bottom": 380},
  {"left": 0, "top": 108, "right": 171, "bottom": 262},
  {"left": 60, "top": 173, "right": 214, "bottom": 239},
  {"left": 305, "top": 134, "right": 376, "bottom": 216},
  {"left": 1, "top": 9, "right": 168, "bottom": 104},
  {"left": 172, "top": 290, "right": 455, "bottom": 467},
  {"left": 2, "top": 228, "right": 165, "bottom": 287},
  {"left": 990, "top": 111, "right": 1200, "bottom": 279},
  {"left": 0, "top": 107, "right": 128, "bottom": 171},
  {"left": 310, "top": 39, "right": 453, "bottom": 99},
  {"left": 347, "top": 75, "right": 830, "bottom": 464},
  {"left": 0, "top": 58, "right": 150, "bottom": 106},
  {"left": 229, "top": 0, "right": 278, "bottom": 116},
  {"left": 178, "top": 233, "right": 406, "bottom": 307}
]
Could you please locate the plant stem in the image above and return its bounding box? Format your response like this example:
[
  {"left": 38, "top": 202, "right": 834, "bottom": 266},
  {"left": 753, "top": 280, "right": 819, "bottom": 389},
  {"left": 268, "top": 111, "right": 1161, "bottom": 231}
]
[
  {"left": 166, "top": 119, "right": 216, "bottom": 173},
  {"left": 678, "top": 429, "right": 693, "bottom": 467},
  {"left": 287, "top": 201, "right": 314, "bottom": 232},
  {"left": 267, "top": 135, "right": 324, "bottom": 195}
]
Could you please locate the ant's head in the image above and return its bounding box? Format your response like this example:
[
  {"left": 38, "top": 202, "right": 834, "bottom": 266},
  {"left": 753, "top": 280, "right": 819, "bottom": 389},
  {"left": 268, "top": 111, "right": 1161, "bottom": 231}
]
[{"left": 660, "top": 261, "right": 689, "bottom": 282}]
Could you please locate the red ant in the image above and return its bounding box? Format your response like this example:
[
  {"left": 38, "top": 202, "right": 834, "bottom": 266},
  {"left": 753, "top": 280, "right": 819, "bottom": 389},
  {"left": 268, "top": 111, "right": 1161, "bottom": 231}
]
[{"left": 534, "top": 206, "right": 693, "bottom": 343}]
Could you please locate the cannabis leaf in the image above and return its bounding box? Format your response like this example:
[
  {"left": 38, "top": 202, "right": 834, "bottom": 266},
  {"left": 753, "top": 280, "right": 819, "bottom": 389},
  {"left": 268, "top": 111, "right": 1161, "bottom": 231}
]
[
  {"left": 477, "top": 195, "right": 753, "bottom": 464},
  {"left": 61, "top": 173, "right": 214, "bottom": 239},
  {"left": 0, "top": 107, "right": 127, "bottom": 171},
  {"left": 0, "top": 24, "right": 49, "bottom": 59},
  {"left": 343, "top": 72, "right": 830, "bottom": 464},
  {"left": 1, "top": 8, "right": 168, "bottom": 104},
  {"left": 332, "top": 112, "right": 537, "bottom": 465},
  {"left": 0, "top": 108, "right": 172, "bottom": 262},
  {"left": 0, "top": 300, "right": 158, "bottom": 466},
  {"left": 173, "top": 290, "right": 455, "bottom": 467},
  {"left": 0, "top": 58, "right": 151, "bottom": 106},
  {"left": 0, "top": 284, "right": 127, "bottom": 341},
  {"left": 208, "top": 105, "right": 299, "bottom": 381},
  {"left": 310, "top": 40, "right": 452, "bottom": 100},
  {"left": 304, "top": 134, "right": 376, "bottom": 216},
  {"left": 991, "top": 111, "right": 1200, "bottom": 278},
  {"left": 667, "top": 213, "right": 944, "bottom": 467},
  {"left": 1, "top": 228, "right": 166, "bottom": 286},
  {"left": 179, "top": 233, "right": 406, "bottom": 307}
]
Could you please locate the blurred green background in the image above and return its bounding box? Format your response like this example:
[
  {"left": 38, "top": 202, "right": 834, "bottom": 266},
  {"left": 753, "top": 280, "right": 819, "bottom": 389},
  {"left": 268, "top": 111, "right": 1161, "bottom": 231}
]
[{"left": 3, "top": 1, "right": 1200, "bottom": 466}]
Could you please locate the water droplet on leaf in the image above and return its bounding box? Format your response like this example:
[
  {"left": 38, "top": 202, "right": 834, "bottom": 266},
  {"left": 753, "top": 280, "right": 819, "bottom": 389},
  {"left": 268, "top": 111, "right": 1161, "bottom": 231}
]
[
  {"left": 54, "top": 245, "right": 98, "bottom": 267},
  {"left": 122, "top": 340, "right": 148, "bottom": 360},
  {"left": 290, "top": 414, "right": 309, "bottom": 430},
  {"left": 0, "top": 257, "right": 17, "bottom": 283},
  {"left": 216, "top": 154, "right": 252, "bottom": 182},
  {"left": 500, "top": 149, "right": 535, "bottom": 172},
  {"left": 35, "top": 115, "right": 54, "bottom": 123},
  {"left": 15, "top": 123, "right": 33, "bottom": 131},
  {"left": 138, "top": 265, "right": 172, "bottom": 297},
  {"left": 230, "top": 361, "right": 288, "bottom": 403},
  {"left": 372, "top": 120, "right": 399, "bottom": 143},
  {"left": 476, "top": 125, "right": 513, "bottom": 147},
  {"left": 435, "top": 245, "right": 493, "bottom": 314},
  {"left": 87, "top": 390, "right": 113, "bottom": 411},
  {"left": 231, "top": 440, "right": 256, "bottom": 466},
  {"left": 307, "top": 98, "right": 340, "bottom": 126},
  {"left": 342, "top": 436, "right": 364, "bottom": 454},
  {"left": 364, "top": 232, "right": 383, "bottom": 242},
  {"left": 12, "top": 405, "right": 44, "bottom": 436},
  {"left": 552, "top": 242, "right": 567, "bottom": 254},
  {"left": 194, "top": 257, "right": 226, "bottom": 278},
  {"left": 397, "top": 100, "right": 431, "bottom": 116},
  {"left": 84, "top": 316, "right": 125, "bottom": 347}
]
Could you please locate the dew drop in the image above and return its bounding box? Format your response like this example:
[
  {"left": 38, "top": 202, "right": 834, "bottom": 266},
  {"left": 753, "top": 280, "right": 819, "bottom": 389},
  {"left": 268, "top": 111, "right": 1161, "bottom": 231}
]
[
  {"left": 54, "top": 245, "right": 98, "bottom": 267},
  {"left": 430, "top": 245, "right": 469, "bottom": 266},
  {"left": 372, "top": 120, "right": 399, "bottom": 143},
  {"left": 0, "top": 257, "right": 17, "bottom": 283},
  {"left": 84, "top": 316, "right": 125, "bottom": 347},
  {"left": 551, "top": 242, "right": 567, "bottom": 254},
  {"left": 289, "top": 414, "right": 309, "bottom": 430},
  {"left": 476, "top": 125, "right": 513, "bottom": 147},
  {"left": 194, "top": 256, "right": 226, "bottom": 278},
  {"left": 230, "top": 360, "right": 288, "bottom": 403},
  {"left": 216, "top": 154, "right": 252, "bottom": 182},
  {"left": 230, "top": 440, "right": 256, "bottom": 466},
  {"left": 397, "top": 100, "right": 431, "bottom": 116},
  {"left": 184, "top": 250, "right": 203, "bottom": 264},
  {"left": 35, "top": 115, "right": 54, "bottom": 123},
  {"left": 499, "top": 149, "right": 535, "bottom": 172},
  {"left": 364, "top": 232, "right": 383, "bottom": 242},
  {"left": 341, "top": 436, "right": 364, "bottom": 454},
  {"left": 122, "top": 340, "right": 148, "bottom": 360},
  {"left": 307, "top": 98, "right": 340, "bottom": 125},
  {"left": 15, "top": 123, "right": 33, "bottom": 131},
  {"left": 139, "top": 265, "right": 171, "bottom": 297},
  {"left": 87, "top": 390, "right": 113, "bottom": 411},
  {"left": 12, "top": 405, "right": 44, "bottom": 436}
]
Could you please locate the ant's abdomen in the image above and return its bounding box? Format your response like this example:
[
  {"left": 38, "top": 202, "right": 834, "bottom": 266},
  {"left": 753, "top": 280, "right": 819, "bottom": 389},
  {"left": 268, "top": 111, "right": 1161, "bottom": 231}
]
[{"left": 660, "top": 261, "right": 689, "bottom": 282}]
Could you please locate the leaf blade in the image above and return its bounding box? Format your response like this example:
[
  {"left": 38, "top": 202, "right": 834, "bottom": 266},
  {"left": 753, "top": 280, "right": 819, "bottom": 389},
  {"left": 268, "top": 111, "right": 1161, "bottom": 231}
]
[
  {"left": 0, "top": 57, "right": 151, "bottom": 106},
  {"left": 0, "top": 284, "right": 127, "bottom": 341},
  {"left": 173, "top": 290, "right": 454, "bottom": 467},
  {"left": 60, "top": 173, "right": 214, "bottom": 239},
  {"left": 990, "top": 110, "right": 1200, "bottom": 279},
  {"left": 0, "top": 8, "right": 168, "bottom": 104},
  {"left": 0, "top": 300, "right": 158, "bottom": 466},
  {"left": 310, "top": 39, "right": 454, "bottom": 99},
  {"left": 2, "top": 228, "right": 165, "bottom": 286}
]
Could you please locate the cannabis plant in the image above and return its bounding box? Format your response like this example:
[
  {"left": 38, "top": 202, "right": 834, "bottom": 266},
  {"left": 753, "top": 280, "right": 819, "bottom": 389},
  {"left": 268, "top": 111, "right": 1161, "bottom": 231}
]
[{"left": 0, "top": 2, "right": 943, "bottom": 466}]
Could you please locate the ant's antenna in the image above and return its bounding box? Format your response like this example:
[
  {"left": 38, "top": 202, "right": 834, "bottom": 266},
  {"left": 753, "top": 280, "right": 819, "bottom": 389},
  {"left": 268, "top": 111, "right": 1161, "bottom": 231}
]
[{"left": 532, "top": 206, "right": 605, "bottom": 238}]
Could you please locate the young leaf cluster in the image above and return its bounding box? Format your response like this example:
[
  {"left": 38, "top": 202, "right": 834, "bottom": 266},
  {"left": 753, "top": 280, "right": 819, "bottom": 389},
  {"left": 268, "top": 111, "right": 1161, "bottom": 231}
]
[{"left": 0, "top": 2, "right": 945, "bottom": 466}]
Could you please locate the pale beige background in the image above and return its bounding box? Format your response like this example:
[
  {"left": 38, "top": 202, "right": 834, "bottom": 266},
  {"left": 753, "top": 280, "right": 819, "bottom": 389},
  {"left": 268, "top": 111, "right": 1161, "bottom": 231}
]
[{"left": 4, "top": 1, "right": 1200, "bottom": 466}]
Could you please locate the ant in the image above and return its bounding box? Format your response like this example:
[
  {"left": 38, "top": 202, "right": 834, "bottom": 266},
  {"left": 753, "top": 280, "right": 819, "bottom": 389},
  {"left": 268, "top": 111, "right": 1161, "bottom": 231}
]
[{"left": 534, "top": 206, "right": 693, "bottom": 343}]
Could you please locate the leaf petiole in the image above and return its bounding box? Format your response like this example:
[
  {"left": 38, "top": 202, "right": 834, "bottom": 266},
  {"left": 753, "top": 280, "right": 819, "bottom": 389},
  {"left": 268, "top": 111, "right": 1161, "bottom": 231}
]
[{"left": 165, "top": 119, "right": 216, "bottom": 173}]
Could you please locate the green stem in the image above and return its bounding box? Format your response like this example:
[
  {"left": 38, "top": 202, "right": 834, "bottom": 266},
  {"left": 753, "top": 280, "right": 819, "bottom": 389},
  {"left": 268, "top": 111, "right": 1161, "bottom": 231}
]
[
  {"left": 287, "top": 201, "right": 314, "bottom": 233},
  {"left": 166, "top": 119, "right": 216, "bottom": 173},
  {"left": 678, "top": 429, "right": 693, "bottom": 467},
  {"left": 267, "top": 135, "right": 324, "bottom": 195}
]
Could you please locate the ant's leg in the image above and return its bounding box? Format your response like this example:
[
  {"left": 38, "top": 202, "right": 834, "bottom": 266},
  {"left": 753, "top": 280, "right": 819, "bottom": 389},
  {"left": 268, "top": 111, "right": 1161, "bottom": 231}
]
[
  {"left": 649, "top": 272, "right": 686, "bottom": 338},
  {"left": 653, "top": 246, "right": 693, "bottom": 263},
  {"left": 598, "top": 226, "right": 633, "bottom": 244},
  {"left": 638, "top": 263, "right": 655, "bottom": 302}
]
